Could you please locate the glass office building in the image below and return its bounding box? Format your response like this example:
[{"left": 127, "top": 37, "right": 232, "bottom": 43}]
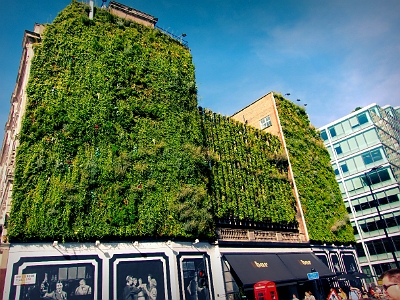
[{"left": 319, "top": 103, "right": 400, "bottom": 279}]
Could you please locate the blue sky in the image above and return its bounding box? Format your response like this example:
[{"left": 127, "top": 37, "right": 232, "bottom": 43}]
[{"left": 1, "top": 0, "right": 400, "bottom": 144}]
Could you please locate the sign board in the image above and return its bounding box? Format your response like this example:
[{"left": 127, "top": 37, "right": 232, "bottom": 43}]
[
  {"left": 13, "top": 274, "right": 36, "bottom": 286},
  {"left": 307, "top": 271, "right": 319, "bottom": 280},
  {"left": 327, "top": 289, "right": 340, "bottom": 300}
]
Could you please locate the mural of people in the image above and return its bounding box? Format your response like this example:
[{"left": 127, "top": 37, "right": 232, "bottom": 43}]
[
  {"left": 182, "top": 258, "right": 210, "bottom": 300},
  {"left": 186, "top": 271, "right": 207, "bottom": 300},
  {"left": 122, "top": 275, "right": 157, "bottom": 300},
  {"left": 131, "top": 278, "right": 143, "bottom": 300},
  {"left": 15, "top": 262, "right": 95, "bottom": 300},
  {"left": 123, "top": 276, "right": 134, "bottom": 300},
  {"left": 144, "top": 278, "right": 157, "bottom": 300},
  {"left": 74, "top": 279, "right": 92, "bottom": 296},
  {"left": 116, "top": 260, "right": 165, "bottom": 300},
  {"left": 40, "top": 273, "right": 50, "bottom": 297},
  {"left": 137, "top": 278, "right": 146, "bottom": 300},
  {"left": 43, "top": 281, "right": 67, "bottom": 300},
  {"left": 146, "top": 274, "right": 152, "bottom": 295}
]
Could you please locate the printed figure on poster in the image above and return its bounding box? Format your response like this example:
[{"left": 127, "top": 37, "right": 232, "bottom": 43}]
[
  {"left": 182, "top": 258, "right": 210, "bottom": 300},
  {"left": 13, "top": 263, "right": 94, "bottom": 300},
  {"left": 117, "top": 260, "right": 164, "bottom": 300}
]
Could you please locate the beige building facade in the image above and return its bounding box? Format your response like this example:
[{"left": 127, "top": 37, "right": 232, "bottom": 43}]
[
  {"left": 231, "top": 92, "right": 309, "bottom": 244},
  {"left": 108, "top": 1, "right": 158, "bottom": 27},
  {"left": 0, "top": 24, "right": 43, "bottom": 297}
]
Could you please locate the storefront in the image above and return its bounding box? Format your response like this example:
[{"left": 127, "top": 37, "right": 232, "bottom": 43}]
[
  {"left": 222, "top": 252, "right": 335, "bottom": 299},
  {"left": 2, "top": 242, "right": 358, "bottom": 300}
]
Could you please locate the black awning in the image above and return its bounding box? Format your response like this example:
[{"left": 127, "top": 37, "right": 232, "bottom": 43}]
[
  {"left": 223, "top": 252, "right": 335, "bottom": 288},
  {"left": 223, "top": 253, "right": 297, "bottom": 287},
  {"left": 277, "top": 253, "right": 335, "bottom": 280}
]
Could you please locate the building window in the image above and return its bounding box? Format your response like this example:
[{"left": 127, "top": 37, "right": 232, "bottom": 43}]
[
  {"left": 365, "top": 237, "right": 398, "bottom": 257},
  {"left": 378, "top": 169, "right": 391, "bottom": 182},
  {"left": 362, "top": 152, "right": 373, "bottom": 165},
  {"left": 329, "top": 127, "right": 337, "bottom": 138},
  {"left": 393, "top": 236, "right": 400, "bottom": 251},
  {"left": 350, "top": 116, "right": 360, "bottom": 129},
  {"left": 352, "top": 192, "right": 399, "bottom": 212},
  {"left": 357, "top": 113, "right": 369, "bottom": 125},
  {"left": 259, "top": 115, "right": 272, "bottom": 129},
  {"left": 353, "top": 226, "right": 359, "bottom": 235},
  {"left": 350, "top": 112, "right": 369, "bottom": 129},
  {"left": 371, "top": 149, "right": 383, "bottom": 162},
  {"left": 356, "top": 243, "right": 366, "bottom": 257},
  {"left": 357, "top": 214, "right": 400, "bottom": 234},
  {"left": 320, "top": 130, "right": 328, "bottom": 141},
  {"left": 373, "top": 262, "right": 397, "bottom": 277},
  {"left": 362, "top": 149, "right": 383, "bottom": 165},
  {"left": 335, "top": 146, "right": 343, "bottom": 155},
  {"left": 362, "top": 169, "right": 391, "bottom": 185},
  {"left": 341, "top": 164, "right": 349, "bottom": 173}
]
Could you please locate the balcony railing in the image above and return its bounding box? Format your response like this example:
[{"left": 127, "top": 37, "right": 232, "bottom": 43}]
[
  {"left": 216, "top": 228, "right": 304, "bottom": 243},
  {"left": 215, "top": 217, "right": 298, "bottom": 232},
  {"left": 155, "top": 25, "right": 188, "bottom": 48}
]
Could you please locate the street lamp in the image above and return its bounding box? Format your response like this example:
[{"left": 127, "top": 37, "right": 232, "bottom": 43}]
[{"left": 364, "top": 165, "right": 400, "bottom": 269}]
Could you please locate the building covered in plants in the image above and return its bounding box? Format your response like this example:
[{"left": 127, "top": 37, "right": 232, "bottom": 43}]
[{"left": 0, "top": 1, "right": 358, "bottom": 299}]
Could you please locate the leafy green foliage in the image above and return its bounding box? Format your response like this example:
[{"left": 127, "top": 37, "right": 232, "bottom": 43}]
[
  {"left": 200, "top": 109, "right": 297, "bottom": 225},
  {"left": 8, "top": 2, "right": 349, "bottom": 244},
  {"left": 10, "top": 2, "right": 212, "bottom": 241},
  {"left": 274, "top": 94, "right": 355, "bottom": 243}
]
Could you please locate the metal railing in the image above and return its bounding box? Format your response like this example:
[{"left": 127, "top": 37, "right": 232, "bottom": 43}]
[{"left": 155, "top": 25, "right": 189, "bottom": 48}]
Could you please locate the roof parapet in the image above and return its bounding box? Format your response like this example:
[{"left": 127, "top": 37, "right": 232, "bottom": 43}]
[{"left": 109, "top": 1, "right": 158, "bottom": 28}]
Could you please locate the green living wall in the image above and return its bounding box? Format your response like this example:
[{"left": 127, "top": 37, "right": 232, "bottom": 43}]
[
  {"left": 200, "top": 109, "right": 298, "bottom": 226},
  {"left": 9, "top": 2, "right": 296, "bottom": 242},
  {"left": 8, "top": 1, "right": 348, "bottom": 243},
  {"left": 9, "top": 2, "right": 213, "bottom": 241},
  {"left": 274, "top": 94, "right": 355, "bottom": 243}
]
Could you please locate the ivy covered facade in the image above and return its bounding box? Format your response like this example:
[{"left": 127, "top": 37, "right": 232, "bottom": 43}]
[
  {"left": 2, "top": 1, "right": 353, "bottom": 245},
  {"left": 275, "top": 95, "right": 354, "bottom": 243}
]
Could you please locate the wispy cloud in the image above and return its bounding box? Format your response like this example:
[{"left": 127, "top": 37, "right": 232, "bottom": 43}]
[{"left": 245, "top": 0, "right": 400, "bottom": 126}]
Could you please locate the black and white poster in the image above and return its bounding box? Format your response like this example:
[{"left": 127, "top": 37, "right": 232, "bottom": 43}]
[
  {"left": 330, "top": 253, "right": 341, "bottom": 274},
  {"left": 8, "top": 255, "right": 101, "bottom": 300},
  {"left": 342, "top": 254, "right": 358, "bottom": 273},
  {"left": 110, "top": 253, "right": 171, "bottom": 300},
  {"left": 178, "top": 255, "right": 212, "bottom": 300}
]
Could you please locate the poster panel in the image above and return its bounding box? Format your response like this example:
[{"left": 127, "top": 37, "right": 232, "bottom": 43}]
[
  {"left": 109, "top": 253, "right": 171, "bottom": 300},
  {"left": 330, "top": 253, "right": 341, "bottom": 274},
  {"left": 177, "top": 253, "right": 213, "bottom": 300},
  {"left": 9, "top": 255, "right": 101, "bottom": 300},
  {"left": 342, "top": 254, "right": 358, "bottom": 273}
]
